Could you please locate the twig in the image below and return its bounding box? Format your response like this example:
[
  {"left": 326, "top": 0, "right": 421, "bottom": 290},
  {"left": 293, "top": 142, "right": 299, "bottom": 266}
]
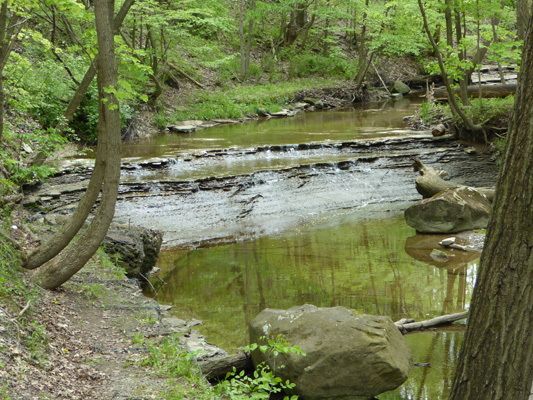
[
  {"left": 139, "top": 273, "right": 158, "bottom": 297},
  {"left": 18, "top": 300, "right": 31, "bottom": 318},
  {"left": 371, "top": 61, "right": 390, "bottom": 94}
]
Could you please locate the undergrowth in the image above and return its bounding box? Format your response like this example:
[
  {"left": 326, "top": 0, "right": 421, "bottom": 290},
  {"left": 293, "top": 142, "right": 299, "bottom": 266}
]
[
  {"left": 0, "top": 208, "right": 49, "bottom": 366},
  {"left": 172, "top": 77, "right": 343, "bottom": 122},
  {"left": 139, "top": 334, "right": 305, "bottom": 400}
]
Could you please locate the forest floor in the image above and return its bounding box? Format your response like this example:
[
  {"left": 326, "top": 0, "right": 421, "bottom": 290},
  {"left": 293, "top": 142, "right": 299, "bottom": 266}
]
[{"left": 0, "top": 213, "right": 202, "bottom": 400}]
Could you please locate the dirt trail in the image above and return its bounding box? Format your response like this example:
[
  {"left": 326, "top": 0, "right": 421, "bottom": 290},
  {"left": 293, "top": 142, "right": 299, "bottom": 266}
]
[{"left": 0, "top": 257, "right": 189, "bottom": 399}]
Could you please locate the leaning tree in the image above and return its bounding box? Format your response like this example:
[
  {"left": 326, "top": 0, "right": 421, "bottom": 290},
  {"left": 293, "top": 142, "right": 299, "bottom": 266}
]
[
  {"left": 28, "top": 0, "right": 122, "bottom": 289},
  {"left": 448, "top": 8, "right": 533, "bottom": 400}
]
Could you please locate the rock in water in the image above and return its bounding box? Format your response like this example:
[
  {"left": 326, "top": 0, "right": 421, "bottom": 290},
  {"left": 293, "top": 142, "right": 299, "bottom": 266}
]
[
  {"left": 102, "top": 225, "right": 163, "bottom": 278},
  {"left": 249, "top": 305, "right": 411, "bottom": 400},
  {"left": 391, "top": 80, "right": 411, "bottom": 95},
  {"left": 439, "top": 237, "right": 456, "bottom": 247},
  {"left": 404, "top": 186, "right": 491, "bottom": 233}
]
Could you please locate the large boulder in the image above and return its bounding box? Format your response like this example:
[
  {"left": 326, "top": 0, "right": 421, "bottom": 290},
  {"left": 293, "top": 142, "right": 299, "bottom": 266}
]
[
  {"left": 249, "top": 305, "right": 411, "bottom": 400},
  {"left": 102, "top": 225, "right": 163, "bottom": 278},
  {"left": 391, "top": 80, "right": 411, "bottom": 95},
  {"left": 404, "top": 186, "right": 491, "bottom": 233}
]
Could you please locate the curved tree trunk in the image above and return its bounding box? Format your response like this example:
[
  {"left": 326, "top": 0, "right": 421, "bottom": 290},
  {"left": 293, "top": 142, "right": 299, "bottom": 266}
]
[
  {"left": 448, "top": 14, "right": 533, "bottom": 400},
  {"left": 33, "top": 0, "right": 121, "bottom": 290},
  {"left": 24, "top": 0, "right": 135, "bottom": 269},
  {"left": 417, "top": 0, "right": 483, "bottom": 135}
]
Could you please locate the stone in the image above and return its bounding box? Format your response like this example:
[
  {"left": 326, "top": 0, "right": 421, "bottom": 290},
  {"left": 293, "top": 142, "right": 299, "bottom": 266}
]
[
  {"left": 163, "top": 317, "right": 187, "bottom": 330},
  {"left": 439, "top": 237, "right": 456, "bottom": 247},
  {"left": 391, "top": 80, "right": 411, "bottom": 95},
  {"left": 430, "top": 249, "right": 449, "bottom": 261},
  {"left": 249, "top": 305, "right": 411, "bottom": 400},
  {"left": 168, "top": 124, "right": 196, "bottom": 133},
  {"left": 293, "top": 102, "right": 309, "bottom": 110},
  {"left": 404, "top": 186, "right": 491, "bottom": 233},
  {"left": 102, "top": 226, "right": 163, "bottom": 279},
  {"left": 271, "top": 109, "right": 296, "bottom": 117},
  {"left": 182, "top": 330, "right": 227, "bottom": 360}
]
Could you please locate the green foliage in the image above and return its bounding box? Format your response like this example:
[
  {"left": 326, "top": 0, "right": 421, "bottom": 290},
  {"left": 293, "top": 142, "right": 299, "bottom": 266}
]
[
  {"left": 0, "top": 210, "right": 48, "bottom": 365},
  {"left": 173, "top": 78, "right": 341, "bottom": 121},
  {"left": 140, "top": 335, "right": 199, "bottom": 379},
  {"left": 216, "top": 335, "right": 304, "bottom": 400},
  {"left": 153, "top": 112, "right": 169, "bottom": 130},
  {"left": 288, "top": 54, "right": 356, "bottom": 79},
  {"left": 461, "top": 96, "right": 514, "bottom": 125},
  {"left": 418, "top": 100, "right": 445, "bottom": 125},
  {"left": 217, "top": 364, "right": 298, "bottom": 400},
  {"left": 0, "top": 127, "right": 64, "bottom": 186}
]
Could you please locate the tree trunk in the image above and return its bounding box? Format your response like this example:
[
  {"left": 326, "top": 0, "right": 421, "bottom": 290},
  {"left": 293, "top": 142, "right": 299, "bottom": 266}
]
[
  {"left": 417, "top": 0, "right": 483, "bottom": 134},
  {"left": 448, "top": 14, "right": 533, "bottom": 400},
  {"left": 433, "top": 83, "right": 517, "bottom": 100},
  {"left": 444, "top": 0, "right": 453, "bottom": 48},
  {"left": 33, "top": 0, "right": 121, "bottom": 290},
  {"left": 517, "top": 0, "right": 530, "bottom": 42},
  {"left": 24, "top": 0, "right": 134, "bottom": 269},
  {"left": 54, "top": 0, "right": 134, "bottom": 134}
]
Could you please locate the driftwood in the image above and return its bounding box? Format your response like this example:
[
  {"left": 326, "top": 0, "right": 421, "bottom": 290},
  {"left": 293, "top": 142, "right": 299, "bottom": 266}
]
[
  {"left": 168, "top": 62, "right": 205, "bottom": 89},
  {"left": 413, "top": 158, "right": 495, "bottom": 202},
  {"left": 434, "top": 83, "right": 516, "bottom": 100},
  {"left": 198, "top": 351, "right": 253, "bottom": 380},
  {"left": 395, "top": 311, "right": 469, "bottom": 333},
  {"left": 413, "top": 158, "right": 457, "bottom": 198},
  {"left": 431, "top": 124, "right": 447, "bottom": 137}
]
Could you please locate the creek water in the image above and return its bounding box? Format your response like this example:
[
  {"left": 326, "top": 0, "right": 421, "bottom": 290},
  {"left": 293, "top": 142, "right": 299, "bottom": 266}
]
[{"left": 113, "top": 98, "right": 491, "bottom": 399}]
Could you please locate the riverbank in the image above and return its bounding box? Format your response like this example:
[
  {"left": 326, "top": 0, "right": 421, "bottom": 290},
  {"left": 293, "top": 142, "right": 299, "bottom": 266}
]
[{"left": 0, "top": 220, "right": 216, "bottom": 399}]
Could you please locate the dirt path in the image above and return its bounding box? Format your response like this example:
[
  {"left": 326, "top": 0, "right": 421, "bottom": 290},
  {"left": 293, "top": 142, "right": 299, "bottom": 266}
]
[{"left": 0, "top": 256, "right": 192, "bottom": 399}]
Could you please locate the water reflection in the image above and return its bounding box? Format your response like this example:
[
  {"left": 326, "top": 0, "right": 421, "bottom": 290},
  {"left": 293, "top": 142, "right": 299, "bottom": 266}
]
[
  {"left": 121, "top": 100, "right": 422, "bottom": 159},
  {"left": 154, "top": 215, "right": 476, "bottom": 399},
  {"left": 380, "top": 330, "right": 464, "bottom": 400}
]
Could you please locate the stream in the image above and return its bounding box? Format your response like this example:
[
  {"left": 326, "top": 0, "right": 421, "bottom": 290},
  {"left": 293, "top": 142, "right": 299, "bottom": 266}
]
[{"left": 44, "top": 97, "right": 498, "bottom": 399}]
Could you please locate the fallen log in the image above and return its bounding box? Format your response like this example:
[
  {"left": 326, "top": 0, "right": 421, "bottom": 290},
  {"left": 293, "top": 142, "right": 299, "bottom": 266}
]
[
  {"left": 412, "top": 158, "right": 495, "bottom": 202},
  {"left": 395, "top": 311, "right": 468, "bottom": 333},
  {"left": 198, "top": 351, "right": 253, "bottom": 380},
  {"left": 434, "top": 83, "right": 516, "bottom": 99},
  {"left": 413, "top": 158, "right": 458, "bottom": 198}
]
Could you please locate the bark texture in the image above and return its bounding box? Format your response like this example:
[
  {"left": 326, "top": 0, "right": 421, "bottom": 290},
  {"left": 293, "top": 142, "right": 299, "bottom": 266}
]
[
  {"left": 24, "top": 0, "right": 134, "bottom": 269},
  {"left": 33, "top": 0, "right": 121, "bottom": 289},
  {"left": 448, "top": 15, "right": 533, "bottom": 400}
]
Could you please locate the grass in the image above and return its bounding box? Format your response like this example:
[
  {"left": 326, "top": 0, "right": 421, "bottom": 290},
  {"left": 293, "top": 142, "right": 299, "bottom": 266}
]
[
  {"left": 0, "top": 210, "right": 50, "bottom": 367},
  {"left": 172, "top": 77, "right": 344, "bottom": 122}
]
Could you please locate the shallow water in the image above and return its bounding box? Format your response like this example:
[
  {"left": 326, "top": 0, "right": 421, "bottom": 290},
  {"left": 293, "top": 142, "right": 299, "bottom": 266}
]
[
  {"left": 113, "top": 97, "right": 488, "bottom": 399},
  {"left": 121, "top": 99, "right": 421, "bottom": 159},
  {"left": 154, "top": 214, "right": 476, "bottom": 399}
]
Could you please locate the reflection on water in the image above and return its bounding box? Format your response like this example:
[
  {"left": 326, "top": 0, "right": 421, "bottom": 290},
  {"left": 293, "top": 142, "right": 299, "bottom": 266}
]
[
  {"left": 380, "top": 329, "right": 464, "bottom": 400},
  {"left": 121, "top": 100, "right": 422, "bottom": 159},
  {"left": 155, "top": 214, "right": 477, "bottom": 399}
]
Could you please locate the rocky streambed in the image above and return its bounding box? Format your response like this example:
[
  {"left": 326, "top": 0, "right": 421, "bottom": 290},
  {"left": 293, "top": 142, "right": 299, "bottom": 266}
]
[{"left": 25, "top": 135, "right": 498, "bottom": 249}]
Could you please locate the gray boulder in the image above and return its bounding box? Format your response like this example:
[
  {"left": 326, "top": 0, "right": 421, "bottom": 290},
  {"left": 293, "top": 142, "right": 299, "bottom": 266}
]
[
  {"left": 249, "top": 305, "right": 411, "bottom": 400},
  {"left": 405, "top": 186, "right": 491, "bottom": 233},
  {"left": 391, "top": 80, "right": 411, "bottom": 95},
  {"left": 102, "top": 225, "right": 163, "bottom": 278}
]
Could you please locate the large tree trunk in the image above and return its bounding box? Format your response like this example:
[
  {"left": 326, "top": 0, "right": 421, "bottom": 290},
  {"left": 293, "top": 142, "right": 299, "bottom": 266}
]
[
  {"left": 517, "top": 0, "right": 530, "bottom": 42},
  {"left": 448, "top": 14, "right": 533, "bottom": 400},
  {"left": 24, "top": 0, "right": 133, "bottom": 270},
  {"left": 33, "top": 0, "right": 121, "bottom": 290}
]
